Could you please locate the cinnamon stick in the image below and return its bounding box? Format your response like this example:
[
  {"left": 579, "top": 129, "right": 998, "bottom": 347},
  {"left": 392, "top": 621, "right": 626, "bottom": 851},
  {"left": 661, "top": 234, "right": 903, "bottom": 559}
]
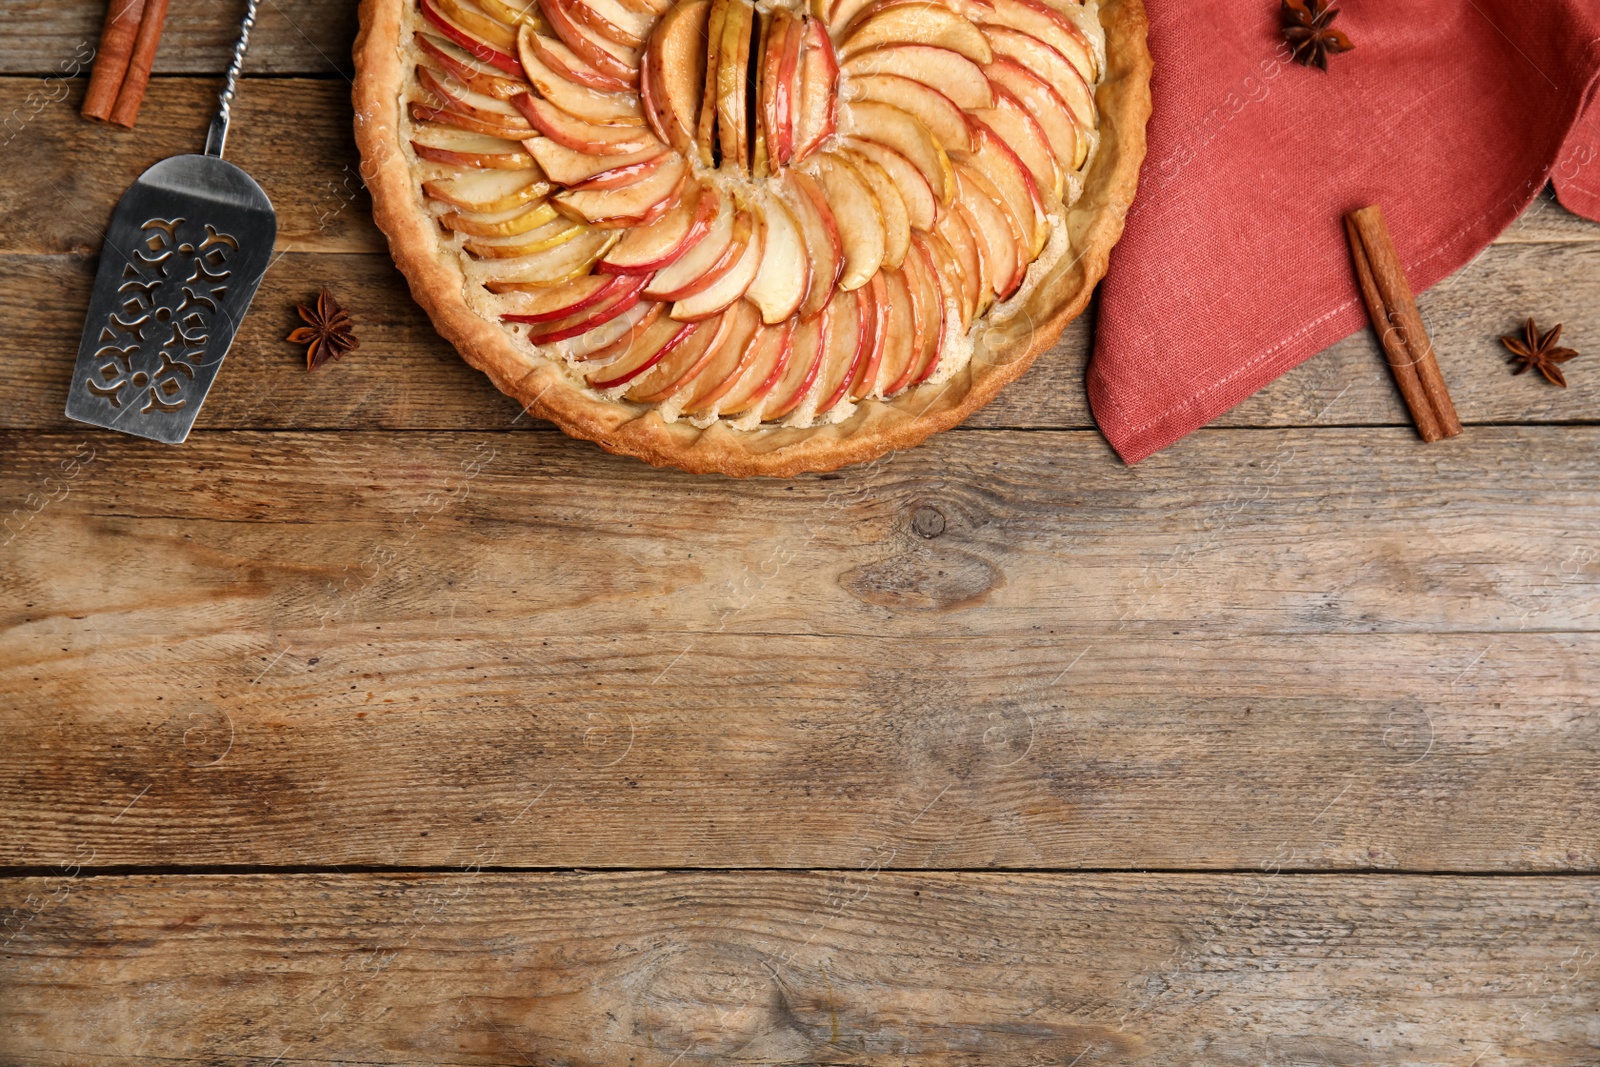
[
  {"left": 107, "top": 0, "right": 171, "bottom": 128},
  {"left": 1344, "top": 204, "right": 1463, "bottom": 442},
  {"left": 81, "top": 0, "right": 146, "bottom": 123}
]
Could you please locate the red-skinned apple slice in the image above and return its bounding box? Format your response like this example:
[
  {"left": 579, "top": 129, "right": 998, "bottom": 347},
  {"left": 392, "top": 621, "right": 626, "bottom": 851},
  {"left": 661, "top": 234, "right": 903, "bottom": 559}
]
[
  {"left": 872, "top": 267, "right": 919, "bottom": 396},
  {"left": 424, "top": 169, "right": 548, "bottom": 212},
  {"left": 934, "top": 201, "right": 986, "bottom": 318},
  {"left": 983, "top": 55, "right": 1081, "bottom": 174},
  {"left": 411, "top": 101, "right": 534, "bottom": 140},
  {"left": 951, "top": 166, "right": 1018, "bottom": 298},
  {"left": 440, "top": 200, "right": 559, "bottom": 237},
  {"left": 598, "top": 182, "right": 718, "bottom": 273},
  {"left": 971, "top": 82, "right": 1060, "bottom": 202},
  {"left": 980, "top": 28, "right": 1094, "bottom": 159},
  {"left": 680, "top": 303, "right": 771, "bottom": 414},
  {"left": 814, "top": 288, "right": 870, "bottom": 413},
  {"left": 959, "top": 122, "right": 1046, "bottom": 255},
  {"left": 808, "top": 152, "right": 884, "bottom": 291},
  {"left": 553, "top": 153, "right": 687, "bottom": 227},
  {"left": 839, "top": 44, "right": 991, "bottom": 109},
  {"left": 913, "top": 228, "right": 969, "bottom": 331},
  {"left": 975, "top": 0, "right": 1095, "bottom": 82},
  {"left": 905, "top": 238, "right": 947, "bottom": 385},
  {"left": 420, "top": 0, "right": 523, "bottom": 74},
  {"left": 627, "top": 311, "right": 737, "bottom": 402},
  {"left": 838, "top": 98, "right": 954, "bottom": 205},
  {"left": 412, "top": 126, "right": 536, "bottom": 169},
  {"left": 644, "top": 0, "right": 709, "bottom": 154},
  {"left": 759, "top": 9, "right": 793, "bottom": 165},
  {"left": 888, "top": 244, "right": 938, "bottom": 391},
  {"left": 416, "top": 34, "right": 529, "bottom": 100},
  {"left": 845, "top": 71, "right": 972, "bottom": 154},
  {"left": 782, "top": 169, "right": 844, "bottom": 320},
  {"left": 643, "top": 199, "right": 742, "bottom": 300},
  {"left": 473, "top": 228, "right": 618, "bottom": 286},
  {"left": 587, "top": 312, "right": 695, "bottom": 388},
  {"left": 746, "top": 192, "right": 811, "bottom": 324},
  {"left": 848, "top": 270, "right": 892, "bottom": 400},
  {"left": 568, "top": 297, "right": 665, "bottom": 361},
  {"left": 512, "top": 92, "right": 662, "bottom": 154},
  {"left": 567, "top": 149, "right": 672, "bottom": 190},
  {"left": 492, "top": 272, "right": 624, "bottom": 323},
  {"left": 791, "top": 16, "right": 839, "bottom": 163},
  {"left": 719, "top": 318, "right": 797, "bottom": 416},
  {"left": 524, "top": 136, "right": 656, "bottom": 182},
  {"left": 839, "top": 137, "right": 935, "bottom": 231},
  {"left": 507, "top": 274, "right": 651, "bottom": 340},
  {"left": 516, "top": 25, "right": 646, "bottom": 127},
  {"left": 570, "top": 0, "right": 651, "bottom": 49},
  {"left": 525, "top": 29, "right": 631, "bottom": 92},
  {"left": 671, "top": 209, "right": 765, "bottom": 319},
  {"left": 538, "top": 0, "right": 640, "bottom": 86},
  {"left": 838, "top": 149, "right": 909, "bottom": 269},
  {"left": 839, "top": 3, "right": 992, "bottom": 65},
  {"left": 770, "top": 11, "right": 804, "bottom": 163},
  {"left": 417, "top": 64, "right": 527, "bottom": 123},
  {"left": 761, "top": 307, "right": 827, "bottom": 419}
]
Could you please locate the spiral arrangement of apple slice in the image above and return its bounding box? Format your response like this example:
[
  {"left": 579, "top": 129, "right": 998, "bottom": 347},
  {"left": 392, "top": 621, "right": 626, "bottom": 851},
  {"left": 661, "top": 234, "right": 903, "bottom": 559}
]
[{"left": 407, "top": 0, "right": 1100, "bottom": 423}]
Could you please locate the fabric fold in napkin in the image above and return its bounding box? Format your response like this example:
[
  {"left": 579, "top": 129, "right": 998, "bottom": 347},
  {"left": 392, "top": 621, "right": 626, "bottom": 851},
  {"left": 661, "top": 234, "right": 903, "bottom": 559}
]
[{"left": 1088, "top": 0, "right": 1600, "bottom": 463}]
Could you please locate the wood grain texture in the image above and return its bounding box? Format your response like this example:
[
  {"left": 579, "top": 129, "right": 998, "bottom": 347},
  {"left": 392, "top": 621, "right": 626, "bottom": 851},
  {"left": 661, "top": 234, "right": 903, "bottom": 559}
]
[
  {"left": 3, "top": 429, "right": 1597, "bottom": 870},
  {"left": 0, "top": 79, "right": 381, "bottom": 256},
  {"left": 0, "top": 2, "right": 357, "bottom": 75},
  {"left": 3, "top": 872, "right": 1598, "bottom": 1066}
]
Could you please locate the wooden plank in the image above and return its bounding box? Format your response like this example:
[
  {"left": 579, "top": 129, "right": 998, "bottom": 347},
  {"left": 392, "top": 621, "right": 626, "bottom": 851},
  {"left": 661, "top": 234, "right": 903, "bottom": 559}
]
[
  {"left": 6, "top": 238, "right": 1600, "bottom": 432},
  {"left": 3, "top": 428, "right": 1597, "bottom": 870},
  {"left": 0, "top": 2, "right": 356, "bottom": 76},
  {"left": 0, "top": 79, "right": 381, "bottom": 257},
  {"left": 2, "top": 871, "right": 1597, "bottom": 1065}
]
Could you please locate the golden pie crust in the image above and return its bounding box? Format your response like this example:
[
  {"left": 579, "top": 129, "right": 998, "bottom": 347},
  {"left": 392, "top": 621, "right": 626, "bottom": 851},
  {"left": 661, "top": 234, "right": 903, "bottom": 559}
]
[{"left": 354, "top": 0, "right": 1151, "bottom": 476}]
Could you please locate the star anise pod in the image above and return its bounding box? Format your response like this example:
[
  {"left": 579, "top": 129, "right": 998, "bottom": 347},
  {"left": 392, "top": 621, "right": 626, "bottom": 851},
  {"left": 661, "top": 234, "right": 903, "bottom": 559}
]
[
  {"left": 288, "top": 288, "right": 360, "bottom": 371},
  {"left": 1282, "top": 0, "right": 1354, "bottom": 71},
  {"left": 1502, "top": 318, "right": 1580, "bottom": 388}
]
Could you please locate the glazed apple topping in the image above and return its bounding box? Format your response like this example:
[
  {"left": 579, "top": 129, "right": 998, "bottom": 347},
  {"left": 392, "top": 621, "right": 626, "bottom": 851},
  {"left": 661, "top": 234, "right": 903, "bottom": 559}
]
[{"left": 405, "top": 0, "right": 1103, "bottom": 425}]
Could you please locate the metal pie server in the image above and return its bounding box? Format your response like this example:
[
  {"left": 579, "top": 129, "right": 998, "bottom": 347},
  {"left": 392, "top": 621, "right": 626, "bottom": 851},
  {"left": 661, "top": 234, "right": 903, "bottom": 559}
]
[{"left": 66, "top": 0, "right": 276, "bottom": 444}]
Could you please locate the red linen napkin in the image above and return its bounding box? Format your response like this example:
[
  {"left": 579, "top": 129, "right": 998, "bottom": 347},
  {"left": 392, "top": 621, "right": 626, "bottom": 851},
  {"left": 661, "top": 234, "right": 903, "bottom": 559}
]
[{"left": 1088, "top": 0, "right": 1600, "bottom": 464}]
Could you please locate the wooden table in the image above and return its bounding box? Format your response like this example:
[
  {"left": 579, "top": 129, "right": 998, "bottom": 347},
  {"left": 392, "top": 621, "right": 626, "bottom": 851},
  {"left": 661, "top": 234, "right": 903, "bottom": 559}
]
[{"left": 3, "top": 6, "right": 1599, "bottom": 1063}]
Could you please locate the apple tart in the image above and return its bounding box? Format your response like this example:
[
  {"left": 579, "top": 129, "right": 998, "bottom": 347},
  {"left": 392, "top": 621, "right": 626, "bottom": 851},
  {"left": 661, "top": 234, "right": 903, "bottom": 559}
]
[{"left": 354, "top": 0, "right": 1149, "bottom": 474}]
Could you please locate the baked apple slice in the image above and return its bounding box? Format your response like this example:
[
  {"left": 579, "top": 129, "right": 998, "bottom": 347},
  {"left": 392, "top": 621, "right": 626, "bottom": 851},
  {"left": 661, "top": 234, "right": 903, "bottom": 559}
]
[
  {"left": 423, "top": 168, "right": 549, "bottom": 212},
  {"left": 553, "top": 152, "right": 687, "bottom": 227},
  {"left": 839, "top": 2, "right": 992, "bottom": 65},
  {"left": 837, "top": 149, "right": 909, "bottom": 269},
  {"left": 845, "top": 72, "right": 972, "bottom": 154},
  {"left": 598, "top": 182, "right": 719, "bottom": 273},
  {"left": 839, "top": 44, "right": 992, "bottom": 109},
  {"left": 746, "top": 191, "right": 811, "bottom": 324},
  {"left": 791, "top": 16, "right": 839, "bottom": 162},
  {"left": 983, "top": 55, "right": 1081, "bottom": 173},
  {"left": 516, "top": 25, "right": 646, "bottom": 127},
  {"left": 781, "top": 169, "right": 844, "bottom": 320},
  {"left": 807, "top": 152, "right": 884, "bottom": 291},
  {"left": 642, "top": 0, "right": 709, "bottom": 153},
  {"left": 839, "top": 137, "right": 936, "bottom": 231},
  {"left": 838, "top": 98, "right": 954, "bottom": 205}
]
